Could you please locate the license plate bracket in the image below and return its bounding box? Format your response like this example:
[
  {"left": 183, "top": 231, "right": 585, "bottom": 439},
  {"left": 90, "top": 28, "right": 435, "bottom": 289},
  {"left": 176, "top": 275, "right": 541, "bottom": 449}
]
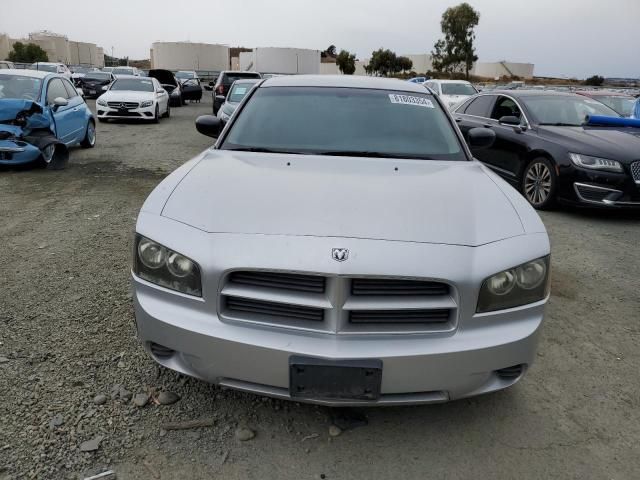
[{"left": 289, "top": 356, "right": 382, "bottom": 401}]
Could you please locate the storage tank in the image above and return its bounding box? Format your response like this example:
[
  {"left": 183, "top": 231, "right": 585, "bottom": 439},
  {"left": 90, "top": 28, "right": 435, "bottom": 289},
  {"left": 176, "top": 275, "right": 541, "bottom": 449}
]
[
  {"left": 242, "top": 47, "right": 320, "bottom": 74},
  {"left": 151, "top": 42, "right": 229, "bottom": 71},
  {"left": 28, "top": 31, "right": 70, "bottom": 63},
  {"left": 69, "top": 41, "right": 99, "bottom": 66}
]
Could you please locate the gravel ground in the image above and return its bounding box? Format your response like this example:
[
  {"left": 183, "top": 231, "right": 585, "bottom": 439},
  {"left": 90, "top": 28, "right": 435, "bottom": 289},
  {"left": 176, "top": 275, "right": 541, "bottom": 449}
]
[{"left": 1, "top": 95, "right": 639, "bottom": 479}]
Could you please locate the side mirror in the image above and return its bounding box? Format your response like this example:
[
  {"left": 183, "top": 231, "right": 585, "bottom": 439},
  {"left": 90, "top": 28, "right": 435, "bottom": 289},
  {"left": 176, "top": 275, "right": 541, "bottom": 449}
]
[
  {"left": 196, "top": 115, "right": 222, "bottom": 138},
  {"left": 498, "top": 115, "right": 521, "bottom": 126},
  {"left": 52, "top": 97, "right": 69, "bottom": 110},
  {"left": 467, "top": 127, "right": 496, "bottom": 149}
]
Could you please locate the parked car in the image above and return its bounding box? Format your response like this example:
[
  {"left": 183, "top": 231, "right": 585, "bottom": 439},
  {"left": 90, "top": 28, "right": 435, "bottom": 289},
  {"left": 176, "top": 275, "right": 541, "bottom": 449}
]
[
  {"left": 132, "top": 75, "right": 551, "bottom": 406},
  {"left": 180, "top": 78, "right": 203, "bottom": 103},
  {"left": 148, "top": 69, "right": 183, "bottom": 106},
  {"left": 424, "top": 79, "right": 478, "bottom": 110},
  {"left": 0, "top": 61, "right": 15, "bottom": 69},
  {"left": 78, "top": 71, "right": 115, "bottom": 98},
  {"left": 407, "top": 76, "right": 427, "bottom": 83},
  {"left": 96, "top": 76, "right": 170, "bottom": 123},
  {"left": 102, "top": 67, "right": 114, "bottom": 73},
  {"left": 0, "top": 69, "right": 96, "bottom": 169},
  {"left": 454, "top": 90, "right": 640, "bottom": 209},
  {"left": 216, "top": 78, "right": 261, "bottom": 123},
  {"left": 111, "top": 66, "right": 142, "bottom": 77},
  {"left": 212, "top": 71, "right": 262, "bottom": 114},
  {"left": 29, "top": 62, "right": 72, "bottom": 80},
  {"left": 70, "top": 66, "right": 100, "bottom": 86},
  {"left": 576, "top": 90, "right": 637, "bottom": 118},
  {"left": 175, "top": 71, "right": 198, "bottom": 82}
]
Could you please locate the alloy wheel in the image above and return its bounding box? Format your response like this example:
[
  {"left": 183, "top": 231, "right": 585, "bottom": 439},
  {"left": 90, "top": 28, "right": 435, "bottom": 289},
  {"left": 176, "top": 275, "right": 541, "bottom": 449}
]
[{"left": 524, "top": 162, "right": 552, "bottom": 205}]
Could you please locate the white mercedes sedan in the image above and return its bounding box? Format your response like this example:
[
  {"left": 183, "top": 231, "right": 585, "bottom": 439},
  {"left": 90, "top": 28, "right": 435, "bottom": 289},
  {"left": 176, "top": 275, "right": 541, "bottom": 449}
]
[
  {"left": 96, "top": 76, "right": 170, "bottom": 123},
  {"left": 132, "top": 75, "right": 550, "bottom": 406}
]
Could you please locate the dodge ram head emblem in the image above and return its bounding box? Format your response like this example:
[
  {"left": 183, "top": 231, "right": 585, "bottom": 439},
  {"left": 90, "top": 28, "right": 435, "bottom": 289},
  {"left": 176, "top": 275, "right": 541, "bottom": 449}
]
[{"left": 332, "top": 248, "right": 349, "bottom": 262}]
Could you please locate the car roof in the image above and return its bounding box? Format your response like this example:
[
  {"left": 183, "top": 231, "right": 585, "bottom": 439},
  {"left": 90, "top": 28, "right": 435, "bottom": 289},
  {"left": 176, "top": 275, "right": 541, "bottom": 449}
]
[
  {"left": 487, "top": 89, "right": 583, "bottom": 98},
  {"left": 261, "top": 74, "right": 431, "bottom": 93},
  {"left": 429, "top": 79, "right": 472, "bottom": 84},
  {"left": 0, "top": 68, "right": 51, "bottom": 79},
  {"left": 577, "top": 90, "right": 634, "bottom": 97}
]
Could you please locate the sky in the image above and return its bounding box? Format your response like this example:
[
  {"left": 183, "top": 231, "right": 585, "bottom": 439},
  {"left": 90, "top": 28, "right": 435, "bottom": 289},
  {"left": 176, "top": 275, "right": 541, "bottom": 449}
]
[{"left": 2, "top": 0, "right": 639, "bottom": 78}]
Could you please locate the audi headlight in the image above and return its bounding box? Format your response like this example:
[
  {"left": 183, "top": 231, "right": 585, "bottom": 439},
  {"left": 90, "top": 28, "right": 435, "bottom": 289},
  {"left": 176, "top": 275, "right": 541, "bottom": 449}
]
[
  {"left": 140, "top": 100, "right": 154, "bottom": 108},
  {"left": 569, "top": 153, "right": 623, "bottom": 173},
  {"left": 477, "top": 256, "right": 550, "bottom": 313},
  {"left": 97, "top": 98, "right": 107, "bottom": 106},
  {"left": 133, "top": 235, "right": 202, "bottom": 296}
]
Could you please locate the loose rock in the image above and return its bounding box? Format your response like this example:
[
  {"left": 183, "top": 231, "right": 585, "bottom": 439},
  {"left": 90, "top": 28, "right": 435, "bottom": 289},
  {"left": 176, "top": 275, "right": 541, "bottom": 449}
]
[
  {"left": 235, "top": 427, "right": 256, "bottom": 441},
  {"left": 157, "top": 391, "right": 180, "bottom": 405},
  {"left": 93, "top": 394, "right": 107, "bottom": 405},
  {"left": 133, "top": 393, "right": 149, "bottom": 407},
  {"left": 49, "top": 414, "right": 64, "bottom": 429},
  {"left": 0, "top": 356, "right": 9, "bottom": 364},
  {"left": 328, "top": 425, "right": 342, "bottom": 437},
  {"left": 79, "top": 435, "right": 104, "bottom": 452}
]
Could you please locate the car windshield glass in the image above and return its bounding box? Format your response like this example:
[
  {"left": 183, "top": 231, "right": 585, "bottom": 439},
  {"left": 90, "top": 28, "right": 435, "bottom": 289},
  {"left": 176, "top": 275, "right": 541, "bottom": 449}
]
[
  {"left": 595, "top": 96, "right": 635, "bottom": 117},
  {"left": 30, "top": 64, "right": 57, "bottom": 72},
  {"left": 228, "top": 82, "right": 257, "bottom": 102},
  {"left": 0, "top": 75, "right": 42, "bottom": 100},
  {"left": 176, "top": 72, "right": 195, "bottom": 79},
  {"left": 110, "top": 78, "right": 154, "bottom": 92},
  {"left": 222, "top": 86, "right": 466, "bottom": 160},
  {"left": 441, "top": 83, "right": 476, "bottom": 95},
  {"left": 112, "top": 68, "right": 134, "bottom": 75},
  {"left": 84, "top": 73, "right": 111, "bottom": 81},
  {"left": 522, "top": 95, "right": 620, "bottom": 125},
  {"left": 225, "top": 73, "right": 261, "bottom": 84}
]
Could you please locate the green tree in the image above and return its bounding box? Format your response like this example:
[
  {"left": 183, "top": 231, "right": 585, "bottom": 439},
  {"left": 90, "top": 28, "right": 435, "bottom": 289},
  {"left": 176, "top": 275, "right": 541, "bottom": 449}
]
[
  {"left": 366, "top": 48, "right": 410, "bottom": 76},
  {"left": 7, "top": 42, "right": 48, "bottom": 63},
  {"left": 336, "top": 50, "right": 356, "bottom": 75},
  {"left": 431, "top": 2, "right": 480, "bottom": 79},
  {"left": 584, "top": 75, "right": 605, "bottom": 86}
]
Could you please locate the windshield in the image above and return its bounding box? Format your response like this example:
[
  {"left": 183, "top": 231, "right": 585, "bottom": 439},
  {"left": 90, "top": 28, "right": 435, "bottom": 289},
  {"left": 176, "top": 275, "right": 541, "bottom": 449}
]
[
  {"left": 84, "top": 73, "right": 111, "bottom": 81},
  {"left": 522, "top": 95, "right": 620, "bottom": 126},
  {"left": 110, "top": 78, "right": 154, "bottom": 92},
  {"left": 112, "top": 67, "right": 134, "bottom": 75},
  {"left": 228, "top": 82, "right": 258, "bottom": 103},
  {"left": 441, "top": 83, "right": 477, "bottom": 96},
  {"left": 30, "top": 64, "right": 57, "bottom": 73},
  {"left": 0, "top": 75, "right": 42, "bottom": 100},
  {"left": 222, "top": 87, "right": 465, "bottom": 160},
  {"left": 176, "top": 71, "right": 195, "bottom": 79},
  {"left": 593, "top": 96, "right": 636, "bottom": 117}
]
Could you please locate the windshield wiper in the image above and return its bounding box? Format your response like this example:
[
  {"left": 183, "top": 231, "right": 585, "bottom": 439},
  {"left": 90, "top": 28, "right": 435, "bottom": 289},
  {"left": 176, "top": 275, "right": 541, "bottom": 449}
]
[
  {"left": 318, "top": 150, "right": 434, "bottom": 159},
  {"left": 225, "top": 147, "right": 295, "bottom": 154},
  {"left": 538, "top": 122, "right": 581, "bottom": 127}
]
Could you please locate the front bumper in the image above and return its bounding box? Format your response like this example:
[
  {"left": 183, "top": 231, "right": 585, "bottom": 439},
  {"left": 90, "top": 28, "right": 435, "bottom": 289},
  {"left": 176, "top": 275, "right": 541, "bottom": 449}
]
[
  {"left": 0, "top": 139, "right": 42, "bottom": 165},
  {"left": 132, "top": 219, "right": 549, "bottom": 406},
  {"left": 96, "top": 103, "right": 156, "bottom": 120},
  {"left": 559, "top": 163, "right": 640, "bottom": 208}
]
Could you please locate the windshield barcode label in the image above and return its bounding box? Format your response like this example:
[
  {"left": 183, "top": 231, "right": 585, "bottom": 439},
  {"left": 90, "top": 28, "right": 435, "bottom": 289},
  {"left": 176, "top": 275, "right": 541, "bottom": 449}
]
[{"left": 388, "top": 94, "right": 434, "bottom": 108}]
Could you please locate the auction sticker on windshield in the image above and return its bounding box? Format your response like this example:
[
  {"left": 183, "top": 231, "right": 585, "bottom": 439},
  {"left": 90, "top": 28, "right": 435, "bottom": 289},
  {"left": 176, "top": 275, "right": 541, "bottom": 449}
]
[{"left": 389, "top": 94, "right": 434, "bottom": 108}]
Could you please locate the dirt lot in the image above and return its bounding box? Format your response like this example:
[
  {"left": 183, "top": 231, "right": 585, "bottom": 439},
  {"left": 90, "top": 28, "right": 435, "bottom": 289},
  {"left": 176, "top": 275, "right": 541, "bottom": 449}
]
[{"left": 1, "top": 95, "right": 639, "bottom": 480}]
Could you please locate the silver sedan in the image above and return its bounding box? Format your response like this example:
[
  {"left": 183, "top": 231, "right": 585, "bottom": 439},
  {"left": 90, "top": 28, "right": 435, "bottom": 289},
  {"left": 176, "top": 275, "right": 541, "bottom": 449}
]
[{"left": 132, "top": 75, "right": 550, "bottom": 406}]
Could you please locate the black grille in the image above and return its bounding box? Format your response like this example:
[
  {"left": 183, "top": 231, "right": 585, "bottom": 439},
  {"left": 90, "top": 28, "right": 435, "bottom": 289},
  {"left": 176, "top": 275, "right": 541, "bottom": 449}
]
[
  {"left": 575, "top": 184, "right": 612, "bottom": 202},
  {"left": 107, "top": 111, "right": 142, "bottom": 117},
  {"left": 495, "top": 364, "right": 524, "bottom": 380},
  {"left": 631, "top": 161, "right": 640, "bottom": 182},
  {"left": 349, "top": 309, "right": 450, "bottom": 324},
  {"left": 107, "top": 101, "right": 139, "bottom": 109},
  {"left": 149, "top": 342, "right": 175, "bottom": 358},
  {"left": 351, "top": 278, "right": 449, "bottom": 296},
  {"left": 225, "top": 297, "right": 324, "bottom": 322},
  {"left": 228, "top": 271, "right": 326, "bottom": 293}
]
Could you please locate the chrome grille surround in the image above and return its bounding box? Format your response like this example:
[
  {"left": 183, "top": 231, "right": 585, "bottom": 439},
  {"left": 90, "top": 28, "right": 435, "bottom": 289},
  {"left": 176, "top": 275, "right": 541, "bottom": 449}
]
[
  {"left": 107, "top": 101, "right": 139, "bottom": 109},
  {"left": 631, "top": 161, "right": 640, "bottom": 184},
  {"left": 219, "top": 271, "right": 458, "bottom": 335}
]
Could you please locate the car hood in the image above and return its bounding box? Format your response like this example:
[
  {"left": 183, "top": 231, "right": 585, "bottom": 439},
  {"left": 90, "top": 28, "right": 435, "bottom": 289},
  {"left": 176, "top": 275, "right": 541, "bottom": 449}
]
[
  {"left": 0, "top": 99, "right": 52, "bottom": 133},
  {"left": 99, "top": 90, "right": 154, "bottom": 102},
  {"left": 538, "top": 125, "right": 640, "bottom": 163},
  {"left": 160, "top": 151, "right": 526, "bottom": 246}
]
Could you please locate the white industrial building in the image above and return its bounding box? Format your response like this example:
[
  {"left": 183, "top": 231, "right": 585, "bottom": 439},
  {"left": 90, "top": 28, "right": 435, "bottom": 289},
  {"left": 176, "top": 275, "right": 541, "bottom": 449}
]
[
  {"left": 403, "top": 54, "right": 433, "bottom": 74},
  {"left": 239, "top": 47, "right": 320, "bottom": 74},
  {"left": 0, "top": 31, "right": 105, "bottom": 66},
  {"left": 150, "top": 42, "right": 229, "bottom": 71}
]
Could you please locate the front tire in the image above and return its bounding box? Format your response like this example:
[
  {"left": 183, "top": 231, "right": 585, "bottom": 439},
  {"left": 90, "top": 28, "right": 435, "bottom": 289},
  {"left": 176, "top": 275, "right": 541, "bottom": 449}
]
[
  {"left": 163, "top": 102, "right": 170, "bottom": 118},
  {"left": 153, "top": 104, "right": 160, "bottom": 123},
  {"left": 521, "top": 157, "right": 557, "bottom": 210},
  {"left": 40, "top": 144, "right": 69, "bottom": 170},
  {"left": 80, "top": 121, "right": 96, "bottom": 148}
]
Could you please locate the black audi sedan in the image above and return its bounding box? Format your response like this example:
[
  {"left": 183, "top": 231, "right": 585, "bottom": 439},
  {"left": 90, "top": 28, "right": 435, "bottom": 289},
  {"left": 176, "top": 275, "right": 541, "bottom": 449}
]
[{"left": 454, "top": 90, "right": 640, "bottom": 209}]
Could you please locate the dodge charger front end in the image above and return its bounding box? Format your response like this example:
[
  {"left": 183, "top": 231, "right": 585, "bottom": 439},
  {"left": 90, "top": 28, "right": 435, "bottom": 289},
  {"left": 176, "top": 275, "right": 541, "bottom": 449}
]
[{"left": 132, "top": 76, "right": 551, "bottom": 406}]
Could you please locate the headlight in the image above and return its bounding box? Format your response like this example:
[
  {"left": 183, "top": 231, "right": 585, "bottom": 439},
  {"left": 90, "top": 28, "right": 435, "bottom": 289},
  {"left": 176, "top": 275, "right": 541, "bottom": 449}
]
[
  {"left": 140, "top": 100, "right": 154, "bottom": 108},
  {"left": 477, "top": 256, "right": 550, "bottom": 313},
  {"left": 133, "top": 235, "right": 202, "bottom": 296},
  {"left": 97, "top": 98, "right": 107, "bottom": 106},
  {"left": 569, "top": 153, "right": 623, "bottom": 173}
]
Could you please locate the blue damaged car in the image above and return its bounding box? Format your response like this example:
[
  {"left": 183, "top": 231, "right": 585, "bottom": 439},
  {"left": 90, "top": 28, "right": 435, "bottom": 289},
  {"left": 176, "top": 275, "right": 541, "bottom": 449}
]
[{"left": 0, "top": 69, "right": 96, "bottom": 170}]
